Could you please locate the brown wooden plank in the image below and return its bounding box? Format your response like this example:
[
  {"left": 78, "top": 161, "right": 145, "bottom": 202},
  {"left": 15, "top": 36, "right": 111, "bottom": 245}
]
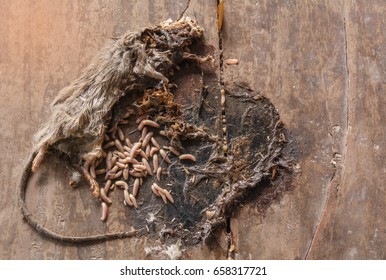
[
  {"left": 4, "top": 0, "right": 384, "bottom": 261},
  {"left": 0, "top": 0, "right": 222, "bottom": 259},
  {"left": 223, "top": 0, "right": 386, "bottom": 259},
  {"left": 222, "top": 0, "right": 348, "bottom": 259},
  {"left": 307, "top": 0, "right": 386, "bottom": 259}
]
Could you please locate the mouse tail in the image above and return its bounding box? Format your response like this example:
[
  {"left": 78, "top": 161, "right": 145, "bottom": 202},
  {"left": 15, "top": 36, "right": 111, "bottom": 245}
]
[{"left": 18, "top": 150, "right": 140, "bottom": 244}]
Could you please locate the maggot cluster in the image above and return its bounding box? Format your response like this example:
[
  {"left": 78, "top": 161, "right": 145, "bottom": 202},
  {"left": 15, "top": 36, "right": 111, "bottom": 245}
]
[{"left": 82, "top": 88, "right": 197, "bottom": 221}]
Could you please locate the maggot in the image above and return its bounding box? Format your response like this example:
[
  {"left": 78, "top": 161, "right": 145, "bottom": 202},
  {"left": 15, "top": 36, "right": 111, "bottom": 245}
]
[
  {"left": 153, "top": 154, "right": 159, "bottom": 173},
  {"left": 107, "top": 156, "right": 117, "bottom": 171},
  {"left": 220, "top": 89, "right": 226, "bottom": 107},
  {"left": 110, "top": 128, "right": 117, "bottom": 140},
  {"left": 128, "top": 157, "right": 140, "bottom": 165},
  {"left": 138, "top": 119, "right": 160, "bottom": 131},
  {"left": 150, "top": 137, "right": 161, "bottom": 149},
  {"left": 109, "top": 170, "right": 123, "bottom": 179},
  {"left": 151, "top": 183, "right": 161, "bottom": 196},
  {"left": 156, "top": 167, "right": 162, "bottom": 181},
  {"left": 100, "top": 188, "right": 112, "bottom": 204},
  {"left": 225, "top": 58, "right": 239, "bottom": 65},
  {"left": 138, "top": 148, "right": 148, "bottom": 160},
  {"left": 105, "top": 165, "right": 119, "bottom": 179},
  {"left": 118, "top": 157, "right": 131, "bottom": 164},
  {"left": 159, "top": 192, "right": 168, "bottom": 204},
  {"left": 133, "top": 164, "right": 147, "bottom": 172},
  {"left": 115, "top": 180, "right": 129, "bottom": 190},
  {"left": 153, "top": 183, "right": 168, "bottom": 204},
  {"left": 114, "top": 151, "right": 126, "bottom": 159},
  {"left": 129, "top": 142, "right": 141, "bottom": 158},
  {"left": 136, "top": 115, "right": 148, "bottom": 124},
  {"left": 133, "top": 178, "right": 140, "bottom": 197},
  {"left": 162, "top": 189, "right": 174, "bottom": 204},
  {"left": 103, "top": 141, "right": 115, "bottom": 149},
  {"left": 129, "top": 170, "right": 145, "bottom": 177},
  {"left": 106, "top": 151, "right": 112, "bottom": 169},
  {"left": 141, "top": 127, "right": 148, "bottom": 141},
  {"left": 123, "top": 167, "right": 129, "bottom": 180},
  {"left": 108, "top": 165, "right": 119, "bottom": 174},
  {"left": 153, "top": 184, "right": 174, "bottom": 204},
  {"left": 159, "top": 130, "right": 167, "bottom": 137},
  {"left": 152, "top": 183, "right": 163, "bottom": 193},
  {"left": 159, "top": 149, "right": 171, "bottom": 164},
  {"left": 100, "top": 202, "right": 108, "bottom": 221},
  {"left": 124, "top": 189, "right": 133, "bottom": 206},
  {"left": 150, "top": 147, "right": 159, "bottom": 157},
  {"left": 179, "top": 154, "right": 196, "bottom": 162},
  {"left": 103, "top": 180, "right": 112, "bottom": 193},
  {"left": 168, "top": 146, "right": 181, "bottom": 156},
  {"left": 129, "top": 194, "right": 138, "bottom": 208},
  {"left": 152, "top": 183, "right": 166, "bottom": 202},
  {"left": 115, "top": 161, "right": 127, "bottom": 169},
  {"left": 117, "top": 126, "right": 125, "bottom": 141},
  {"left": 142, "top": 132, "right": 153, "bottom": 147},
  {"left": 115, "top": 139, "right": 125, "bottom": 153},
  {"left": 145, "top": 144, "right": 151, "bottom": 158},
  {"left": 95, "top": 168, "right": 106, "bottom": 175},
  {"left": 142, "top": 158, "right": 152, "bottom": 175}
]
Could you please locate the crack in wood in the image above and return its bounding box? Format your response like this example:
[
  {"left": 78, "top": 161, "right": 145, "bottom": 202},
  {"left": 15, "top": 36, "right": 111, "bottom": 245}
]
[
  {"left": 217, "top": 0, "right": 224, "bottom": 87},
  {"left": 216, "top": 0, "right": 232, "bottom": 259},
  {"left": 305, "top": 5, "right": 351, "bottom": 259},
  {"left": 178, "top": 0, "right": 191, "bottom": 21}
]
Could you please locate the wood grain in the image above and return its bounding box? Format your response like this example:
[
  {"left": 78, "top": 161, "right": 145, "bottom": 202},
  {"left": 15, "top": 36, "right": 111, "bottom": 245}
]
[
  {"left": 222, "top": 0, "right": 385, "bottom": 259},
  {"left": 306, "top": 0, "right": 386, "bottom": 259}
]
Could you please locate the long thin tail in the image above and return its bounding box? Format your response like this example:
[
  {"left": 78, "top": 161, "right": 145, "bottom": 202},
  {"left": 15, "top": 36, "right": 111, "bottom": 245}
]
[{"left": 18, "top": 151, "right": 141, "bottom": 244}]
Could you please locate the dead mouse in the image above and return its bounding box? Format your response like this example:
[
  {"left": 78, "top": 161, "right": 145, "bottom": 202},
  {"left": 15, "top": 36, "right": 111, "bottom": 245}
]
[{"left": 31, "top": 17, "right": 211, "bottom": 197}]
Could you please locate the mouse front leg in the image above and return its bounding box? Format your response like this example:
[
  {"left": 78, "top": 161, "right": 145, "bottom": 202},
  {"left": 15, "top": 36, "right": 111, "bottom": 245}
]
[{"left": 82, "top": 159, "right": 100, "bottom": 198}]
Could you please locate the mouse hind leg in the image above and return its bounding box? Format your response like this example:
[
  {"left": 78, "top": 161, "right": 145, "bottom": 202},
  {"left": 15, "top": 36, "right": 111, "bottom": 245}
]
[
  {"left": 31, "top": 143, "right": 49, "bottom": 172},
  {"left": 81, "top": 133, "right": 106, "bottom": 198}
]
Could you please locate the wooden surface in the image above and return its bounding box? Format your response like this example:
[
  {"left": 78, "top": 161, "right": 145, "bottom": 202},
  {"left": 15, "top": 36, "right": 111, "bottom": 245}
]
[{"left": 0, "top": 0, "right": 385, "bottom": 259}]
